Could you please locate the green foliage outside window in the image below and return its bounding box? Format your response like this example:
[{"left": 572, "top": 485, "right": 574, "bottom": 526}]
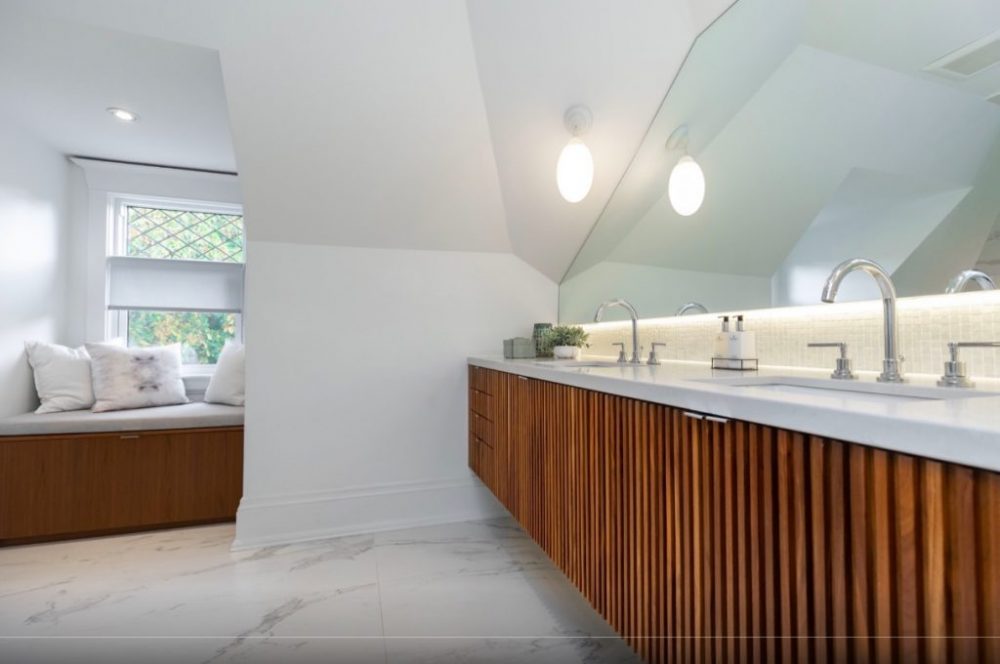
[{"left": 128, "top": 311, "right": 236, "bottom": 365}]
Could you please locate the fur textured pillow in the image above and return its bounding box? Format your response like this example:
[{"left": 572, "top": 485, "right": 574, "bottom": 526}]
[{"left": 86, "top": 343, "right": 188, "bottom": 412}]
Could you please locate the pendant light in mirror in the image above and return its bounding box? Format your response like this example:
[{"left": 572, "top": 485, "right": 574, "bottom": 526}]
[
  {"left": 666, "top": 125, "right": 705, "bottom": 216},
  {"left": 556, "top": 105, "right": 594, "bottom": 203}
]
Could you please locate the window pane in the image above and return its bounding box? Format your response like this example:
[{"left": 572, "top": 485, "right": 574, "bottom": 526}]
[
  {"left": 126, "top": 205, "right": 244, "bottom": 263},
  {"left": 127, "top": 311, "right": 237, "bottom": 365}
]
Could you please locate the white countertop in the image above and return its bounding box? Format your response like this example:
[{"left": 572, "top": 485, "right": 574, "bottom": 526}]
[{"left": 468, "top": 356, "right": 1000, "bottom": 473}]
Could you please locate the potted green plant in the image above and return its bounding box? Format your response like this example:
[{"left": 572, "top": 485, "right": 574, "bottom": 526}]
[{"left": 545, "top": 325, "right": 590, "bottom": 360}]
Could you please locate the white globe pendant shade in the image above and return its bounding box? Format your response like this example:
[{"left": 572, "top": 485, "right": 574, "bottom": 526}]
[
  {"left": 557, "top": 138, "right": 594, "bottom": 203},
  {"left": 668, "top": 155, "right": 705, "bottom": 216}
]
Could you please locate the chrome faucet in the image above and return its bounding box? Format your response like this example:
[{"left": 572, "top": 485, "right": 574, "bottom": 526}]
[
  {"left": 594, "top": 299, "right": 642, "bottom": 364},
  {"left": 945, "top": 269, "right": 995, "bottom": 294},
  {"left": 820, "top": 258, "right": 904, "bottom": 383},
  {"left": 675, "top": 301, "right": 708, "bottom": 316}
]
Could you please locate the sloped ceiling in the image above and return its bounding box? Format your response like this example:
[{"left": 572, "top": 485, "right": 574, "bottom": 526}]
[
  {"left": 0, "top": 6, "right": 235, "bottom": 172},
  {"left": 0, "top": 0, "right": 729, "bottom": 278}
]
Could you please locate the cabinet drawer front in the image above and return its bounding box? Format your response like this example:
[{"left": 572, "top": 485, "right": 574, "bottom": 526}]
[
  {"left": 468, "top": 433, "right": 495, "bottom": 491},
  {"left": 469, "top": 410, "right": 494, "bottom": 447},
  {"left": 469, "top": 388, "right": 494, "bottom": 420},
  {"left": 468, "top": 365, "right": 493, "bottom": 395}
]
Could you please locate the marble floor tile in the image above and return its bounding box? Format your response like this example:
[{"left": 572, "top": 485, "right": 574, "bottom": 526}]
[{"left": 0, "top": 518, "right": 639, "bottom": 663}]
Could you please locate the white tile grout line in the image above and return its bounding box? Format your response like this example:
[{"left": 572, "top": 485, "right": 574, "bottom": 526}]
[{"left": 373, "top": 547, "right": 389, "bottom": 664}]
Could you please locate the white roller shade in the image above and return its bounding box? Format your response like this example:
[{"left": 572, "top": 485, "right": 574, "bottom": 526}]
[{"left": 107, "top": 256, "right": 244, "bottom": 313}]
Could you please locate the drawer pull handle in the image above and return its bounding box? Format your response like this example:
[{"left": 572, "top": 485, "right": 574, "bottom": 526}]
[
  {"left": 120, "top": 434, "right": 140, "bottom": 440},
  {"left": 705, "top": 415, "right": 730, "bottom": 424},
  {"left": 683, "top": 412, "right": 704, "bottom": 420},
  {"left": 518, "top": 376, "right": 529, "bottom": 381}
]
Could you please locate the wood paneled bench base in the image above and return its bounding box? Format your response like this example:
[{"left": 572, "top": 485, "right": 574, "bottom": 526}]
[{"left": 0, "top": 426, "right": 243, "bottom": 547}]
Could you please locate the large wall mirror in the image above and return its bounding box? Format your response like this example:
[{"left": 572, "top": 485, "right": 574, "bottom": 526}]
[{"left": 559, "top": 0, "right": 1000, "bottom": 322}]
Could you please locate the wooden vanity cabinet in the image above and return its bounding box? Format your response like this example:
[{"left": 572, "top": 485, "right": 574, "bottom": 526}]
[{"left": 468, "top": 365, "right": 1000, "bottom": 664}]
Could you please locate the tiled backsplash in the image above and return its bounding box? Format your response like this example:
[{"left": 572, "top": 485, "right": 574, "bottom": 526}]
[{"left": 579, "top": 290, "right": 1000, "bottom": 378}]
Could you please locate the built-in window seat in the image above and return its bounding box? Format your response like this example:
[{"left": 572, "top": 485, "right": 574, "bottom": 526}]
[
  {"left": 0, "top": 403, "right": 244, "bottom": 546},
  {"left": 0, "top": 401, "right": 243, "bottom": 436}
]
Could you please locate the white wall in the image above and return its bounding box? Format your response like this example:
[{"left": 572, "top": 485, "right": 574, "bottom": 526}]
[
  {"left": 235, "top": 242, "right": 557, "bottom": 548},
  {"left": 0, "top": 120, "right": 70, "bottom": 417}
]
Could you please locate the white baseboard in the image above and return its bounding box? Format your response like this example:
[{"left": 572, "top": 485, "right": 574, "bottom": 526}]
[{"left": 232, "top": 475, "right": 506, "bottom": 550}]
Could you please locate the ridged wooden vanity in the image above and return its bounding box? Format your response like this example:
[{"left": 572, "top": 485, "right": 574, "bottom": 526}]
[{"left": 468, "top": 363, "right": 1000, "bottom": 664}]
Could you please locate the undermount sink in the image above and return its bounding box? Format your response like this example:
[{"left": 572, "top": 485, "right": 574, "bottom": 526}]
[
  {"left": 697, "top": 375, "right": 999, "bottom": 404},
  {"left": 533, "top": 359, "right": 625, "bottom": 369}
]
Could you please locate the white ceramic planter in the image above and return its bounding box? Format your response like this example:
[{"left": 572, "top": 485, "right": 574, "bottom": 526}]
[{"left": 553, "top": 345, "right": 581, "bottom": 360}]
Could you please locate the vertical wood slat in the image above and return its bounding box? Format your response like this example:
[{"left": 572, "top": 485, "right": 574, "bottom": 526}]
[
  {"left": 849, "top": 445, "right": 873, "bottom": 664},
  {"left": 671, "top": 409, "right": 685, "bottom": 664},
  {"left": 979, "top": 471, "right": 1000, "bottom": 664},
  {"left": 791, "top": 433, "right": 811, "bottom": 664},
  {"left": 468, "top": 366, "right": 1000, "bottom": 664},
  {"left": 722, "top": 421, "right": 737, "bottom": 664},
  {"left": 828, "top": 440, "right": 850, "bottom": 664},
  {"left": 946, "top": 465, "right": 979, "bottom": 664},
  {"left": 734, "top": 423, "right": 749, "bottom": 664},
  {"left": 922, "top": 460, "right": 948, "bottom": 664},
  {"left": 760, "top": 426, "right": 779, "bottom": 664},
  {"left": 871, "top": 450, "right": 895, "bottom": 664},
  {"left": 776, "top": 430, "right": 795, "bottom": 664},
  {"left": 808, "top": 436, "right": 829, "bottom": 664},
  {"left": 893, "top": 455, "right": 920, "bottom": 664},
  {"left": 748, "top": 423, "right": 763, "bottom": 664}
]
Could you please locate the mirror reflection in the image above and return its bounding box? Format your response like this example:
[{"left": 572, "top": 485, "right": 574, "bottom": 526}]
[{"left": 560, "top": 0, "right": 1000, "bottom": 322}]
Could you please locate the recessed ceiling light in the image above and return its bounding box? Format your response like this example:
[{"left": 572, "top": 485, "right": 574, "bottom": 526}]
[{"left": 107, "top": 107, "right": 138, "bottom": 122}]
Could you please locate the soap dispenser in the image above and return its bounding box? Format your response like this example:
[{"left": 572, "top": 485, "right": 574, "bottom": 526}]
[
  {"left": 712, "top": 314, "right": 759, "bottom": 370},
  {"left": 730, "top": 315, "right": 757, "bottom": 360},
  {"left": 713, "top": 316, "right": 731, "bottom": 359}
]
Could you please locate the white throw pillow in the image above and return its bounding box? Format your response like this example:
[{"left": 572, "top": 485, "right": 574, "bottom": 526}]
[
  {"left": 86, "top": 343, "right": 188, "bottom": 412},
  {"left": 24, "top": 341, "right": 95, "bottom": 414},
  {"left": 204, "top": 342, "right": 245, "bottom": 406}
]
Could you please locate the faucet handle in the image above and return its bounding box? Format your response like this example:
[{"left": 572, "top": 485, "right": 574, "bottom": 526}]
[
  {"left": 611, "top": 342, "right": 627, "bottom": 363},
  {"left": 939, "top": 341, "right": 1000, "bottom": 388},
  {"left": 807, "top": 342, "right": 856, "bottom": 380},
  {"left": 647, "top": 342, "right": 666, "bottom": 366}
]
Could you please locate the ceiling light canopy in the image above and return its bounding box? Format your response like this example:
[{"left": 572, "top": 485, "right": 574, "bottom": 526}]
[
  {"left": 107, "top": 107, "right": 138, "bottom": 122},
  {"left": 556, "top": 105, "right": 594, "bottom": 203},
  {"left": 666, "top": 125, "right": 705, "bottom": 216}
]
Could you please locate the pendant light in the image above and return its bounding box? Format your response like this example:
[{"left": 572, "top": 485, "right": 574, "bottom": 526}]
[
  {"left": 666, "top": 125, "right": 705, "bottom": 216},
  {"left": 556, "top": 105, "right": 594, "bottom": 203}
]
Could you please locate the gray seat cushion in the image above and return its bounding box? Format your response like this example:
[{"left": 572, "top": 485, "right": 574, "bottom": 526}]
[{"left": 0, "top": 402, "right": 244, "bottom": 437}]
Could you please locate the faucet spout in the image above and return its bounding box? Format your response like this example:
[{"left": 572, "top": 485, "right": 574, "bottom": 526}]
[
  {"left": 594, "top": 299, "right": 642, "bottom": 364},
  {"left": 675, "top": 301, "right": 708, "bottom": 316},
  {"left": 945, "top": 269, "right": 996, "bottom": 294},
  {"left": 821, "top": 258, "right": 903, "bottom": 383}
]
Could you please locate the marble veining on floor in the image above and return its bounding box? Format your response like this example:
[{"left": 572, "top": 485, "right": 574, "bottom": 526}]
[{"left": 0, "top": 518, "right": 640, "bottom": 663}]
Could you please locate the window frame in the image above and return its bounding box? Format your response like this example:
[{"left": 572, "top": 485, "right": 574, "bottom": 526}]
[{"left": 107, "top": 194, "right": 246, "bottom": 372}]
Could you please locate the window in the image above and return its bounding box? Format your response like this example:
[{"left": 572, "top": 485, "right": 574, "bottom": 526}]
[
  {"left": 107, "top": 198, "right": 245, "bottom": 366},
  {"left": 125, "top": 205, "right": 244, "bottom": 263}
]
